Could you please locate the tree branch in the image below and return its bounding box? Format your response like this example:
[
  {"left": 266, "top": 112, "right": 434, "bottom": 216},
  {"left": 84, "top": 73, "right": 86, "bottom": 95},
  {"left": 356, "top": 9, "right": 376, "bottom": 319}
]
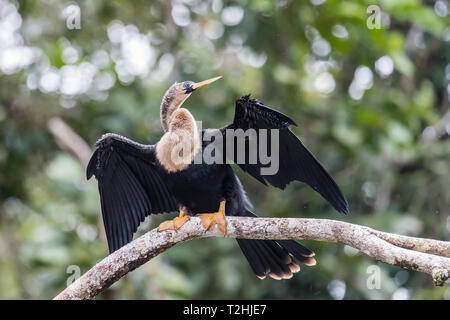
[
  {"left": 54, "top": 217, "right": 450, "bottom": 300},
  {"left": 47, "top": 117, "right": 92, "bottom": 168}
]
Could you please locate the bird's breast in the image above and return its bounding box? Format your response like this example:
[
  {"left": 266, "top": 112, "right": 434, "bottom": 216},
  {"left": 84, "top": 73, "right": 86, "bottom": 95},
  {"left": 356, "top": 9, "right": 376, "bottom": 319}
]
[
  {"left": 155, "top": 129, "right": 201, "bottom": 173},
  {"left": 161, "top": 162, "right": 227, "bottom": 213}
]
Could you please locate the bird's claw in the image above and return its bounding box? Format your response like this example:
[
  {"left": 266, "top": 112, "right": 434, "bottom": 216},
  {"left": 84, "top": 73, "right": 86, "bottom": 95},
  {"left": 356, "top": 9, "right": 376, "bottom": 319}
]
[
  {"left": 197, "top": 200, "right": 227, "bottom": 235},
  {"left": 157, "top": 215, "right": 190, "bottom": 232}
]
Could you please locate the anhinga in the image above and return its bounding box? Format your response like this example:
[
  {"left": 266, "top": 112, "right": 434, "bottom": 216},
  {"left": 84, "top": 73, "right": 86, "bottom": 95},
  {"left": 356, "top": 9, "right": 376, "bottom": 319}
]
[{"left": 87, "top": 76, "right": 348, "bottom": 280}]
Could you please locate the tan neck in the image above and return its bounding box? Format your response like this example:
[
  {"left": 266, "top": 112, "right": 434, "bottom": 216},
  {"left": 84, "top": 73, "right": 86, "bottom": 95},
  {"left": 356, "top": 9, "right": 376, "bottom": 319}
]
[
  {"left": 160, "top": 87, "right": 190, "bottom": 132},
  {"left": 156, "top": 108, "right": 201, "bottom": 172}
]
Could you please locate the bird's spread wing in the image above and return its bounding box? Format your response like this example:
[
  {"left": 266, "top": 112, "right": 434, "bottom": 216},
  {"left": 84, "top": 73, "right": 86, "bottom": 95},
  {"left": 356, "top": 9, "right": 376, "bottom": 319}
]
[
  {"left": 87, "top": 133, "right": 178, "bottom": 253},
  {"left": 221, "top": 95, "right": 348, "bottom": 214}
]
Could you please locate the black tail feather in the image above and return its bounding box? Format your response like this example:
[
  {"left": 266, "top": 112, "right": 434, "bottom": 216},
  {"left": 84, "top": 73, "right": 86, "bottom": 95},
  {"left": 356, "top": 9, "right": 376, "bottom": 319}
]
[{"left": 236, "top": 210, "right": 316, "bottom": 280}]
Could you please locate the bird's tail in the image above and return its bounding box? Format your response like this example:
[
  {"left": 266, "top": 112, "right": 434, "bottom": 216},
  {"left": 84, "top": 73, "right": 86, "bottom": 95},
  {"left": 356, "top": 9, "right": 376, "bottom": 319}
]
[{"left": 236, "top": 210, "right": 316, "bottom": 280}]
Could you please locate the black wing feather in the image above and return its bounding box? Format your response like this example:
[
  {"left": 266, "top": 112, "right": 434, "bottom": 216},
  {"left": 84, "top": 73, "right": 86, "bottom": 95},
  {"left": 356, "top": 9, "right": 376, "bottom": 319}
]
[
  {"left": 223, "top": 95, "right": 349, "bottom": 214},
  {"left": 87, "top": 133, "right": 178, "bottom": 253}
]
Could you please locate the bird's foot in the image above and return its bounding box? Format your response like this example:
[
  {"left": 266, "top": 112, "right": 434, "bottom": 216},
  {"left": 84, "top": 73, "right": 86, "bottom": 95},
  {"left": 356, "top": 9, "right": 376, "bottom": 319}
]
[
  {"left": 197, "top": 200, "right": 227, "bottom": 235},
  {"left": 157, "top": 210, "right": 190, "bottom": 232}
]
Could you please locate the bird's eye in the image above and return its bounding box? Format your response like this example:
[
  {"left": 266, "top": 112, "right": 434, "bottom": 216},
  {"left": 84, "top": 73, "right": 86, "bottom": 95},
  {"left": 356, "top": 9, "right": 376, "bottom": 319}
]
[{"left": 184, "top": 81, "right": 194, "bottom": 93}]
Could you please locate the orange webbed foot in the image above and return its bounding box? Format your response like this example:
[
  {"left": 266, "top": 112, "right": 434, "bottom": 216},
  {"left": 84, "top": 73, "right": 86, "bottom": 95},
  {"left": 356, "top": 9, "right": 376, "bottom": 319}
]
[
  {"left": 197, "top": 200, "right": 227, "bottom": 235},
  {"left": 157, "top": 209, "right": 190, "bottom": 232}
]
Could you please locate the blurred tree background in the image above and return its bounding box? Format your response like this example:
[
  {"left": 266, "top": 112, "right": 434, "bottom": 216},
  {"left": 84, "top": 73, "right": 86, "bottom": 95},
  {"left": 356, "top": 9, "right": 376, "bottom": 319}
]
[{"left": 0, "top": 0, "right": 449, "bottom": 299}]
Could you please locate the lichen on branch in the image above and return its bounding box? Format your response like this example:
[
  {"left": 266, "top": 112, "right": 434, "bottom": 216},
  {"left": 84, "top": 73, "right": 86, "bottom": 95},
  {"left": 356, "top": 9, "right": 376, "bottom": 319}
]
[{"left": 54, "top": 217, "right": 450, "bottom": 300}]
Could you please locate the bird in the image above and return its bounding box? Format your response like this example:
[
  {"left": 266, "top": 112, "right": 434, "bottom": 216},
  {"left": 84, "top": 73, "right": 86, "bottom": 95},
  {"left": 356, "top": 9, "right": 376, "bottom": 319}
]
[{"left": 86, "top": 76, "right": 349, "bottom": 280}]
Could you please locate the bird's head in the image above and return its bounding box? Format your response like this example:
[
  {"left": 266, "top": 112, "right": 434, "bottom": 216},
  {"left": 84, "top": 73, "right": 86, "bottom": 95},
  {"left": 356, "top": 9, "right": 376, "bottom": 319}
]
[
  {"left": 168, "top": 76, "right": 222, "bottom": 98},
  {"left": 160, "top": 76, "right": 222, "bottom": 132}
]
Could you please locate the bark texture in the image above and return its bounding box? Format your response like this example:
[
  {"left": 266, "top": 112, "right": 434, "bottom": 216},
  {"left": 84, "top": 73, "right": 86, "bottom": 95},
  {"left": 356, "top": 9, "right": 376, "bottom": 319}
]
[{"left": 54, "top": 217, "right": 450, "bottom": 300}]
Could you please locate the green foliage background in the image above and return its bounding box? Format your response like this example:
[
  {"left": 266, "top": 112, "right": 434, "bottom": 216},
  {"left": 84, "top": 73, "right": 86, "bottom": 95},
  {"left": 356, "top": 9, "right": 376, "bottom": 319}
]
[{"left": 0, "top": 0, "right": 449, "bottom": 299}]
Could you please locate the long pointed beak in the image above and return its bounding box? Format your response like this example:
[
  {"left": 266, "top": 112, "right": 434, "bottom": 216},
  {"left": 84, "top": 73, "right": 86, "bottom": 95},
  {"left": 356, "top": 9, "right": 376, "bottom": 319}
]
[{"left": 192, "top": 76, "right": 222, "bottom": 90}]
